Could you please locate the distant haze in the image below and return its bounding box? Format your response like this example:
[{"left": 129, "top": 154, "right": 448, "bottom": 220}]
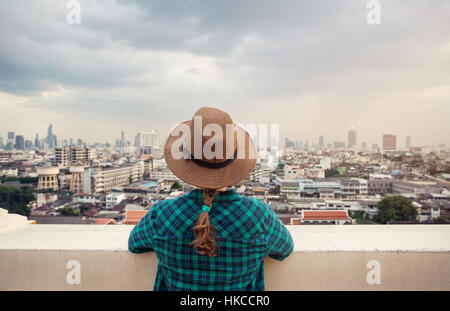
[{"left": 0, "top": 0, "right": 449, "bottom": 147}]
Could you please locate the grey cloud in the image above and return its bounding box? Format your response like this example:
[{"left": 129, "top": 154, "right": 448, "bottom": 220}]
[{"left": 0, "top": 0, "right": 449, "bottom": 145}]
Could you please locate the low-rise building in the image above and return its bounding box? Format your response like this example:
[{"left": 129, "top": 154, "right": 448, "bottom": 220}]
[
  {"left": 292, "top": 210, "right": 351, "bottom": 225},
  {"left": 37, "top": 166, "right": 60, "bottom": 191},
  {"left": 149, "top": 169, "right": 178, "bottom": 181},
  {"left": 73, "top": 193, "right": 102, "bottom": 205},
  {"left": 368, "top": 178, "right": 393, "bottom": 195},
  {"left": 0, "top": 167, "right": 18, "bottom": 177},
  {"left": 105, "top": 193, "right": 126, "bottom": 208},
  {"left": 123, "top": 210, "right": 147, "bottom": 225},
  {"left": 339, "top": 178, "right": 368, "bottom": 197},
  {"left": 393, "top": 180, "right": 442, "bottom": 195}
]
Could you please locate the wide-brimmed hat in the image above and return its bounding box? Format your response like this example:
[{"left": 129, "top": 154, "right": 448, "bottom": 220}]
[{"left": 164, "top": 107, "right": 257, "bottom": 189}]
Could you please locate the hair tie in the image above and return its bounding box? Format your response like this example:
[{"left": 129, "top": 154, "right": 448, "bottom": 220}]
[{"left": 202, "top": 205, "right": 211, "bottom": 213}]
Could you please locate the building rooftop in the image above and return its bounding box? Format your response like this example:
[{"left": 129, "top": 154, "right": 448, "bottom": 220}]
[
  {"left": 303, "top": 210, "right": 350, "bottom": 220},
  {"left": 123, "top": 210, "right": 147, "bottom": 225},
  {"left": 1, "top": 209, "right": 450, "bottom": 290}
]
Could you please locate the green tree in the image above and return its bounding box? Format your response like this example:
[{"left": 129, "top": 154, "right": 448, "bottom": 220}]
[
  {"left": 0, "top": 186, "right": 35, "bottom": 217},
  {"left": 0, "top": 176, "right": 38, "bottom": 184},
  {"left": 58, "top": 207, "right": 80, "bottom": 216},
  {"left": 374, "top": 196, "right": 418, "bottom": 224},
  {"left": 325, "top": 168, "right": 340, "bottom": 177},
  {"left": 170, "top": 181, "right": 182, "bottom": 191},
  {"left": 433, "top": 216, "right": 450, "bottom": 224},
  {"left": 348, "top": 210, "right": 371, "bottom": 224}
]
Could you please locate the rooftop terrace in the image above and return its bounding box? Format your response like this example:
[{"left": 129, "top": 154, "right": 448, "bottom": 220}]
[{"left": 0, "top": 209, "right": 449, "bottom": 290}]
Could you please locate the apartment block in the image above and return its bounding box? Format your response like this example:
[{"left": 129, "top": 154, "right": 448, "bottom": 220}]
[
  {"left": 93, "top": 162, "right": 144, "bottom": 193},
  {"left": 54, "top": 146, "right": 98, "bottom": 168}
]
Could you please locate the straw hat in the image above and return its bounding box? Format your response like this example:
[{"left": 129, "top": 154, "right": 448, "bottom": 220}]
[{"left": 163, "top": 107, "right": 257, "bottom": 189}]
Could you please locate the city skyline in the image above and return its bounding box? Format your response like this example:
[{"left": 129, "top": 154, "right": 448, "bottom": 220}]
[
  {"left": 0, "top": 1, "right": 449, "bottom": 146},
  {"left": 0, "top": 122, "right": 437, "bottom": 151}
]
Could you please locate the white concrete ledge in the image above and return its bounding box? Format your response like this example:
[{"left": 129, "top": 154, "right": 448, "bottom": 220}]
[
  {"left": 0, "top": 208, "right": 29, "bottom": 232},
  {"left": 0, "top": 224, "right": 449, "bottom": 290}
]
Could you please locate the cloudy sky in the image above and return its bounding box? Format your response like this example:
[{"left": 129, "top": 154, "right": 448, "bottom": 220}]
[{"left": 0, "top": 0, "right": 449, "bottom": 147}]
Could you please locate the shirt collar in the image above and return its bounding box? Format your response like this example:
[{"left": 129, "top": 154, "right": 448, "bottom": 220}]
[{"left": 185, "top": 188, "right": 242, "bottom": 202}]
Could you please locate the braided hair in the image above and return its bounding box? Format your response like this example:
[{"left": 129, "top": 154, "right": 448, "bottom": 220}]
[{"left": 190, "top": 189, "right": 218, "bottom": 256}]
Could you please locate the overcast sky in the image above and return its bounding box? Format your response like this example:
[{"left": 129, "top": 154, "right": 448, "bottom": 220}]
[{"left": 0, "top": 0, "right": 449, "bottom": 147}]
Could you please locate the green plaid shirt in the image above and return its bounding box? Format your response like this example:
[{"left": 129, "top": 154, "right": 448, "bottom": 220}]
[{"left": 128, "top": 189, "right": 294, "bottom": 291}]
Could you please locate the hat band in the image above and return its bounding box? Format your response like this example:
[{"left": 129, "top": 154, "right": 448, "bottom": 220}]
[{"left": 183, "top": 145, "right": 238, "bottom": 169}]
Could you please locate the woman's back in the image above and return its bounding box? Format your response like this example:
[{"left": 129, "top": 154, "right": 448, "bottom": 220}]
[{"left": 128, "top": 189, "right": 294, "bottom": 291}]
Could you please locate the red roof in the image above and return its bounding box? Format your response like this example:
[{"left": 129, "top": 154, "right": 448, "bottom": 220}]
[
  {"left": 123, "top": 210, "right": 147, "bottom": 225},
  {"left": 303, "top": 210, "right": 350, "bottom": 220},
  {"left": 291, "top": 218, "right": 301, "bottom": 225},
  {"left": 93, "top": 218, "right": 117, "bottom": 225}
]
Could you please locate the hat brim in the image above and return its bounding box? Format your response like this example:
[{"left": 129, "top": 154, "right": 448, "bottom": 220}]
[{"left": 163, "top": 120, "right": 257, "bottom": 189}]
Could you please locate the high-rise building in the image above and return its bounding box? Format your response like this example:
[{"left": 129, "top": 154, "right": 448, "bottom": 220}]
[
  {"left": 348, "top": 127, "right": 357, "bottom": 149},
  {"left": 318, "top": 135, "right": 324, "bottom": 149},
  {"left": 25, "top": 140, "right": 32, "bottom": 149},
  {"left": 121, "top": 131, "right": 125, "bottom": 147},
  {"left": 284, "top": 137, "right": 295, "bottom": 149},
  {"left": 46, "top": 124, "right": 53, "bottom": 148},
  {"left": 383, "top": 134, "right": 397, "bottom": 151},
  {"left": 83, "top": 167, "right": 92, "bottom": 194},
  {"left": 34, "top": 134, "right": 39, "bottom": 148},
  {"left": 69, "top": 166, "right": 85, "bottom": 193},
  {"left": 405, "top": 136, "right": 412, "bottom": 149},
  {"left": 372, "top": 143, "right": 379, "bottom": 152},
  {"left": 54, "top": 146, "right": 98, "bottom": 168},
  {"left": 361, "top": 142, "right": 367, "bottom": 150},
  {"left": 7, "top": 132, "right": 15, "bottom": 150},
  {"left": 15, "top": 135, "right": 25, "bottom": 150},
  {"left": 134, "top": 134, "right": 140, "bottom": 148},
  {"left": 333, "top": 141, "right": 345, "bottom": 150},
  {"left": 135, "top": 131, "right": 159, "bottom": 149},
  {"left": 92, "top": 162, "right": 144, "bottom": 193}
]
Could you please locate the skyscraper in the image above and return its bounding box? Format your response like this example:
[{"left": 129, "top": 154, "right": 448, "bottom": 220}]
[
  {"left": 135, "top": 131, "right": 159, "bottom": 149},
  {"left": 34, "top": 134, "right": 39, "bottom": 148},
  {"left": 383, "top": 134, "right": 397, "bottom": 151},
  {"left": 405, "top": 136, "right": 412, "bottom": 149},
  {"left": 15, "top": 135, "right": 25, "bottom": 150},
  {"left": 372, "top": 143, "right": 379, "bottom": 152},
  {"left": 121, "top": 131, "right": 125, "bottom": 147},
  {"left": 6, "top": 132, "right": 15, "bottom": 150},
  {"left": 348, "top": 127, "right": 357, "bottom": 149},
  {"left": 46, "top": 124, "right": 53, "bottom": 148},
  {"left": 319, "top": 135, "right": 324, "bottom": 149},
  {"left": 304, "top": 140, "right": 309, "bottom": 151},
  {"left": 7, "top": 131, "right": 14, "bottom": 144},
  {"left": 25, "top": 140, "right": 32, "bottom": 149}
]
